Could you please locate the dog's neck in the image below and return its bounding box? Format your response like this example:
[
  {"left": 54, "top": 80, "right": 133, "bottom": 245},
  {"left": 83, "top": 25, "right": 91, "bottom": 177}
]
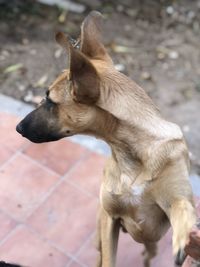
[
  {"left": 87, "top": 64, "right": 183, "bottom": 184},
  {"left": 96, "top": 66, "right": 182, "bottom": 140},
  {"left": 87, "top": 109, "right": 150, "bottom": 178}
]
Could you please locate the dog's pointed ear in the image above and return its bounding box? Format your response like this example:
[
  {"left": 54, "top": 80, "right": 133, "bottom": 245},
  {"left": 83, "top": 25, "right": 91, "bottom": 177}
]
[
  {"left": 80, "top": 11, "right": 112, "bottom": 63},
  {"left": 55, "top": 32, "right": 100, "bottom": 105},
  {"left": 70, "top": 47, "right": 100, "bottom": 105}
]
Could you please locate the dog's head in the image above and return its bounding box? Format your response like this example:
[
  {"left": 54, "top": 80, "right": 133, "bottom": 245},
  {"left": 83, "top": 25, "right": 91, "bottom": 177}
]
[{"left": 16, "top": 11, "right": 117, "bottom": 143}]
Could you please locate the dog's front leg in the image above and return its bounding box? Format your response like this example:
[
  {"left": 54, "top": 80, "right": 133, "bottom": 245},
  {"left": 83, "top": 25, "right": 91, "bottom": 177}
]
[
  {"left": 96, "top": 207, "right": 120, "bottom": 267},
  {"left": 169, "top": 198, "right": 196, "bottom": 254},
  {"left": 156, "top": 194, "right": 196, "bottom": 255}
]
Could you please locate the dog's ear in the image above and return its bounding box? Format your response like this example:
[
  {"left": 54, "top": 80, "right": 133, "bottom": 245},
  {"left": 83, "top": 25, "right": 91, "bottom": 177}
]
[
  {"left": 80, "top": 11, "right": 112, "bottom": 63},
  {"left": 69, "top": 47, "right": 100, "bottom": 105},
  {"left": 55, "top": 32, "right": 100, "bottom": 105}
]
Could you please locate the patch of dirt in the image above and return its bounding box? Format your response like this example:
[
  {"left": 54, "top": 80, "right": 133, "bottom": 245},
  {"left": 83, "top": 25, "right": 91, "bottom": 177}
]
[{"left": 0, "top": 0, "right": 200, "bottom": 173}]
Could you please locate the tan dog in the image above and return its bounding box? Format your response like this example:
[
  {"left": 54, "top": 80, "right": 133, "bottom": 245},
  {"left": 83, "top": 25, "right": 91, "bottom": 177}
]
[{"left": 16, "top": 11, "right": 197, "bottom": 267}]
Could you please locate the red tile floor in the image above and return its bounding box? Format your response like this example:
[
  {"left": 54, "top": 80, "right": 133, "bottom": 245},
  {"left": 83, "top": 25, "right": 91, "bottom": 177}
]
[{"left": 0, "top": 112, "right": 199, "bottom": 267}]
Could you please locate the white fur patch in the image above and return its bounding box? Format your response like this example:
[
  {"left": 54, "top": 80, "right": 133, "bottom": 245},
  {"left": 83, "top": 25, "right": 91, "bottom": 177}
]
[
  {"left": 132, "top": 184, "right": 145, "bottom": 196},
  {"left": 146, "top": 119, "right": 183, "bottom": 139},
  {"left": 121, "top": 173, "right": 132, "bottom": 185}
]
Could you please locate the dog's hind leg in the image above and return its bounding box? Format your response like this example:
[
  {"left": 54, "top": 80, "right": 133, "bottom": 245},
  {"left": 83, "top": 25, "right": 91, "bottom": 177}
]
[
  {"left": 96, "top": 207, "right": 120, "bottom": 267},
  {"left": 142, "top": 242, "right": 157, "bottom": 267}
]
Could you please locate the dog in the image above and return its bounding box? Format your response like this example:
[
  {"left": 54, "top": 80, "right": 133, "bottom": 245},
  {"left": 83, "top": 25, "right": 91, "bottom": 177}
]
[{"left": 16, "top": 11, "right": 197, "bottom": 267}]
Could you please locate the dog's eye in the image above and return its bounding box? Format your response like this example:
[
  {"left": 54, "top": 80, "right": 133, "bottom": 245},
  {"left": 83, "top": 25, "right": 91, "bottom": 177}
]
[
  {"left": 45, "top": 90, "right": 57, "bottom": 105},
  {"left": 46, "top": 96, "right": 56, "bottom": 105},
  {"left": 46, "top": 90, "right": 50, "bottom": 97}
]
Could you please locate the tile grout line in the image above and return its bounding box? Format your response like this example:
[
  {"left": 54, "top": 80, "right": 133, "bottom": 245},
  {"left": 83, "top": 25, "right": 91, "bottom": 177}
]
[
  {"left": 66, "top": 258, "right": 87, "bottom": 267},
  {"left": 0, "top": 224, "right": 21, "bottom": 247},
  {"left": 0, "top": 208, "right": 20, "bottom": 225},
  {"left": 74, "top": 231, "right": 96, "bottom": 258},
  {"left": 0, "top": 222, "right": 79, "bottom": 266},
  {"left": 0, "top": 136, "right": 31, "bottom": 171},
  {"left": 65, "top": 179, "right": 99, "bottom": 200},
  {"left": 58, "top": 147, "right": 93, "bottom": 176},
  {"left": 0, "top": 143, "right": 100, "bottom": 263},
  {"left": 4, "top": 139, "right": 31, "bottom": 155},
  {"left": 23, "top": 223, "right": 82, "bottom": 263},
  {"left": 2, "top": 141, "right": 100, "bottom": 223},
  {"left": 0, "top": 151, "right": 21, "bottom": 172},
  {"left": 63, "top": 153, "right": 102, "bottom": 199},
  {"left": 66, "top": 231, "right": 96, "bottom": 267},
  {"left": 0, "top": 97, "right": 102, "bottom": 266},
  {"left": 0, "top": 149, "right": 100, "bottom": 223},
  {"left": 19, "top": 151, "right": 61, "bottom": 177},
  {"left": 22, "top": 150, "right": 95, "bottom": 222},
  {"left": 20, "top": 143, "right": 94, "bottom": 178}
]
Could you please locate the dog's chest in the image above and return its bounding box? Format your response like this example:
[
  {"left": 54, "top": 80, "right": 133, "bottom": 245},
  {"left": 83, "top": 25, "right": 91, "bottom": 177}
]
[
  {"left": 100, "top": 175, "right": 147, "bottom": 217},
  {"left": 131, "top": 183, "right": 146, "bottom": 199}
]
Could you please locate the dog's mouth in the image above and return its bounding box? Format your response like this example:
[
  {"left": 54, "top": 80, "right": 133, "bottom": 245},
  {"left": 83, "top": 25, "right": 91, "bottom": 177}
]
[
  {"left": 24, "top": 134, "right": 63, "bottom": 143},
  {"left": 17, "top": 132, "right": 65, "bottom": 143},
  {"left": 16, "top": 123, "right": 65, "bottom": 143}
]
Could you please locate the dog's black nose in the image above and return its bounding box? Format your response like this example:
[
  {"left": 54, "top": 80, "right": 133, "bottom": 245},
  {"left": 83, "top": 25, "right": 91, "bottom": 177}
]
[{"left": 16, "top": 122, "right": 23, "bottom": 135}]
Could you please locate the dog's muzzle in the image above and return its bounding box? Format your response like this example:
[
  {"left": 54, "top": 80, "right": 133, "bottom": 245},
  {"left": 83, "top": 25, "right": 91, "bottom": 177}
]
[
  {"left": 16, "top": 104, "right": 66, "bottom": 143},
  {"left": 16, "top": 118, "right": 65, "bottom": 143}
]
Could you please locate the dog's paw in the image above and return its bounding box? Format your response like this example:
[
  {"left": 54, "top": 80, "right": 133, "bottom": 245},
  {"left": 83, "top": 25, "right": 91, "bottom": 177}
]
[
  {"left": 171, "top": 199, "right": 197, "bottom": 255},
  {"left": 175, "top": 249, "right": 187, "bottom": 266},
  {"left": 172, "top": 217, "right": 195, "bottom": 254}
]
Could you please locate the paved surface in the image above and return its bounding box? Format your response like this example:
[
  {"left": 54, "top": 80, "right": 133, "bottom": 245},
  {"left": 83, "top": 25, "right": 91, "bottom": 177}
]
[{"left": 0, "top": 94, "right": 200, "bottom": 267}]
